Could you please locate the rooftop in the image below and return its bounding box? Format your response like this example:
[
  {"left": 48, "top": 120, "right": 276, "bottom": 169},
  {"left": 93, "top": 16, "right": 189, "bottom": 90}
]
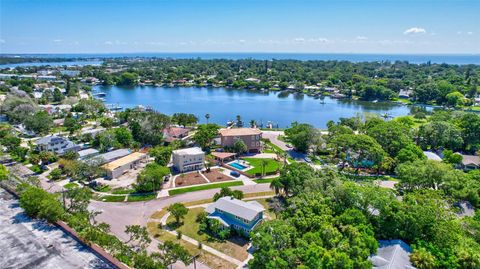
[
  {"left": 369, "top": 240, "right": 415, "bottom": 269},
  {"left": 163, "top": 127, "right": 190, "bottom": 137},
  {"left": 173, "top": 147, "right": 204, "bottom": 155},
  {"left": 205, "top": 196, "right": 265, "bottom": 221},
  {"left": 219, "top": 128, "right": 262, "bottom": 137},
  {"left": 423, "top": 151, "right": 442, "bottom": 161},
  {"left": 460, "top": 154, "right": 480, "bottom": 166},
  {"left": 93, "top": 149, "right": 131, "bottom": 164},
  {"left": 36, "top": 135, "right": 69, "bottom": 145},
  {"left": 78, "top": 148, "right": 100, "bottom": 158},
  {"left": 102, "top": 152, "right": 146, "bottom": 171}
]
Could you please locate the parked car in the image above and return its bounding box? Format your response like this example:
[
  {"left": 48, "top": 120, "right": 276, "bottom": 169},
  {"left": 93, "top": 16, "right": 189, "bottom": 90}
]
[
  {"left": 304, "top": 157, "right": 312, "bottom": 163},
  {"left": 230, "top": 171, "right": 240, "bottom": 177}
]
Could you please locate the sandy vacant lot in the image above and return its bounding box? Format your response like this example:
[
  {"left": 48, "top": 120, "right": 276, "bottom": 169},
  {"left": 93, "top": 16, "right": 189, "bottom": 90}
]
[
  {"left": 175, "top": 172, "right": 208, "bottom": 187},
  {"left": 203, "top": 169, "right": 234, "bottom": 183}
]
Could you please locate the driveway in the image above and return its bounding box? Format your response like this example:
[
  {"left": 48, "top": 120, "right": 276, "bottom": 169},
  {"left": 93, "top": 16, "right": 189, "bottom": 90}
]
[{"left": 261, "top": 131, "right": 307, "bottom": 162}]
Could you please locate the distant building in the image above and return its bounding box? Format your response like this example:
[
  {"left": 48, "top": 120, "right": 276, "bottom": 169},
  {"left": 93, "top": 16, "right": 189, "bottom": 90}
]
[
  {"left": 163, "top": 127, "right": 190, "bottom": 143},
  {"left": 398, "top": 89, "right": 413, "bottom": 99},
  {"left": 423, "top": 151, "right": 442, "bottom": 161},
  {"left": 35, "top": 135, "right": 81, "bottom": 155},
  {"left": 172, "top": 147, "right": 205, "bottom": 172},
  {"left": 458, "top": 154, "right": 480, "bottom": 170},
  {"left": 205, "top": 196, "right": 265, "bottom": 236},
  {"left": 60, "top": 70, "right": 80, "bottom": 77},
  {"left": 369, "top": 240, "right": 415, "bottom": 269},
  {"left": 219, "top": 128, "right": 262, "bottom": 153},
  {"left": 80, "top": 127, "right": 106, "bottom": 138},
  {"left": 102, "top": 152, "right": 147, "bottom": 179}
]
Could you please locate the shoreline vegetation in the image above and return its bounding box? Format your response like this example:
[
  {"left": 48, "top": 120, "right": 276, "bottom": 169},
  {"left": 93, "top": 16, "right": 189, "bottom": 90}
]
[{"left": 1, "top": 56, "right": 479, "bottom": 110}]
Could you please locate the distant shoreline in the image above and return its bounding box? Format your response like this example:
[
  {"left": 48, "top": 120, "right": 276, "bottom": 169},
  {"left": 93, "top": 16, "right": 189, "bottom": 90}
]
[{"left": 1, "top": 52, "right": 480, "bottom": 65}]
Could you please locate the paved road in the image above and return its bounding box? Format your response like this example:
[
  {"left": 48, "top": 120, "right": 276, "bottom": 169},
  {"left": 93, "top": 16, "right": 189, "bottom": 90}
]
[
  {"left": 89, "top": 183, "right": 271, "bottom": 242},
  {"left": 262, "top": 130, "right": 307, "bottom": 162}
]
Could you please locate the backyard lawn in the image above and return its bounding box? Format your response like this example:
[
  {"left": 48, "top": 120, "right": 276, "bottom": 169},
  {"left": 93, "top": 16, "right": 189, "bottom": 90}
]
[
  {"left": 241, "top": 158, "right": 281, "bottom": 176},
  {"left": 166, "top": 207, "right": 249, "bottom": 262}
]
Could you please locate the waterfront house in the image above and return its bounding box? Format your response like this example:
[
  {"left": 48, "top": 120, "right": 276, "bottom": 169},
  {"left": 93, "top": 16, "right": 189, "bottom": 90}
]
[
  {"left": 219, "top": 128, "right": 262, "bottom": 153},
  {"left": 102, "top": 152, "right": 147, "bottom": 179},
  {"left": 163, "top": 127, "right": 190, "bottom": 143},
  {"left": 172, "top": 147, "right": 205, "bottom": 172},
  {"left": 35, "top": 135, "right": 81, "bottom": 155},
  {"left": 205, "top": 196, "right": 265, "bottom": 236}
]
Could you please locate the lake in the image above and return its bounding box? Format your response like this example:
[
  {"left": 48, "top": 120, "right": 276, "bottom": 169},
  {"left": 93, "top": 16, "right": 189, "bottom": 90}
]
[{"left": 95, "top": 85, "right": 412, "bottom": 128}]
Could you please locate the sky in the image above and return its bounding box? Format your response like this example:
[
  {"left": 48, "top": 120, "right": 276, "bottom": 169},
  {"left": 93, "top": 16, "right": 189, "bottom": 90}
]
[{"left": 0, "top": 0, "right": 479, "bottom": 54}]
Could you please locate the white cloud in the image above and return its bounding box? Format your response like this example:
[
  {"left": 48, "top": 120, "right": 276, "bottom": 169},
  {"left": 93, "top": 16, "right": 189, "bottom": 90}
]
[
  {"left": 104, "top": 41, "right": 113, "bottom": 45},
  {"left": 467, "top": 31, "right": 473, "bottom": 35},
  {"left": 293, "top": 37, "right": 305, "bottom": 43},
  {"left": 404, "top": 27, "right": 426, "bottom": 35},
  {"left": 53, "top": 39, "right": 63, "bottom": 43},
  {"left": 104, "top": 40, "right": 126, "bottom": 45},
  {"left": 356, "top": 36, "right": 368, "bottom": 40}
]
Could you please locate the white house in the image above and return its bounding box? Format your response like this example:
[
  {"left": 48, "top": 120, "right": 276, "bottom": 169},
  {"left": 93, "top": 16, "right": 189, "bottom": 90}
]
[
  {"left": 172, "top": 147, "right": 205, "bottom": 172},
  {"left": 35, "top": 135, "right": 81, "bottom": 155}
]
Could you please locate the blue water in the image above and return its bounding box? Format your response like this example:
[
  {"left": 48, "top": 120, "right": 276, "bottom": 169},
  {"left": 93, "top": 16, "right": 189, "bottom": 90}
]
[
  {"left": 0, "top": 60, "right": 103, "bottom": 68},
  {"left": 229, "top": 162, "right": 248, "bottom": 170},
  {"left": 95, "top": 85, "right": 411, "bottom": 128},
  {"left": 2, "top": 53, "right": 479, "bottom": 65}
]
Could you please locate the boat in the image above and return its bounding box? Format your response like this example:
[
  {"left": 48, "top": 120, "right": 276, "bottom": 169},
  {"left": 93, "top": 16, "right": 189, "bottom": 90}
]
[{"left": 92, "top": 92, "right": 106, "bottom": 97}]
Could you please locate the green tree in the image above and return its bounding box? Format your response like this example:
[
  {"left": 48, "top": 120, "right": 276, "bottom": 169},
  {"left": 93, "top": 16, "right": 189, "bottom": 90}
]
[
  {"left": 233, "top": 138, "right": 247, "bottom": 154},
  {"left": 0, "top": 164, "right": 9, "bottom": 181},
  {"left": 117, "top": 72, "right": 138, "bottom": 86},
  {"left": 149, "top": 146, "right": 172, "bottom": 166},
  {"left": 193, "top": 124, "right": 219, "bottom": 150},
  {"left": 125, "top": 225, "right": 151, "bottom": 250},
  {"left": 284, "top": 122, "right": 318, "bottom": 152},
  {"left": 167, "top": 203, "right": 188, "bottom": 225},
  {"left": 135, "top": 163, "right": 169, "bottom": 193},
  {"left": 213, "top": 187, "right": 244, "bottom": 201},
  {"left": 23, "top": 111, "right": 53, "bottom": 135},
  {"left": 18, "top": 184, "right": 64, "bottom": 222}
]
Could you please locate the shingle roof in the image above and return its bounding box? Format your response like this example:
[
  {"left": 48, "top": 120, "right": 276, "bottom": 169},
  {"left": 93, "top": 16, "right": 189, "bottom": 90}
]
[
  {"left": 460, "top": 154, "right": 480, "bottom": 166},
  {"left": 370, "top": 240, "right": 416, "bottom": 269},
  {"left": 219, "top": 128, "right": 261, "bottom": 137},
  {"left": 205, "top": 196, "right": 265, "bottom": 221}
]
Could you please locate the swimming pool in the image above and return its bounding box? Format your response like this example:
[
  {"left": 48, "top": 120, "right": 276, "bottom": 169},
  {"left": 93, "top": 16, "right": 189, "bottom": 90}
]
[{"left": 229, "top": 162, "right": 248, "bottom": 170}]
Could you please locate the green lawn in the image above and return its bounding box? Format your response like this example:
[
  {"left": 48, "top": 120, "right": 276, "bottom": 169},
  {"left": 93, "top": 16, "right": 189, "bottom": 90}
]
[
  {"left": 99, "top": 195, "right": 126, "bottom": 202},
  {"left": 64, "top": 182, "right": 79, "bottom": 189},
  {"left": 168, "top": 181, "right": 244, "bottom": 196},
  {"left": 111, "top": 187, "right": 136, "bottom": 194},
  {"left": 127, "top": 193, "right": 157, "bottom": 202},
  {"left": 166, "top": 208, "right": 249, "bottom": 261},
  {"left": 253, "top": 177, "right": 279, "bottom": 184},
  {"left": 242, "top": 158, "right": 281, "bottom": 176}
]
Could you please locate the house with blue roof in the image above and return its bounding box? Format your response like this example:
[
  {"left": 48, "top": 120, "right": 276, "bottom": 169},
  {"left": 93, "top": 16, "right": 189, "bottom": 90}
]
[{"left": 205, "top": 196, "right": 265, "bottom": 236}]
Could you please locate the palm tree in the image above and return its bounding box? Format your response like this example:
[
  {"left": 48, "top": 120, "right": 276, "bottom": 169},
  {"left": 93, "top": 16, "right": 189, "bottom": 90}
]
[
  {"left": 205, "top": 113, "right": 210, "bottom": 124},
  {"left": 260, "top": 159, "right": 268, "bottom": 177},
  {"left": 270, "top": 177, "right": 283, "bottom": 196}
]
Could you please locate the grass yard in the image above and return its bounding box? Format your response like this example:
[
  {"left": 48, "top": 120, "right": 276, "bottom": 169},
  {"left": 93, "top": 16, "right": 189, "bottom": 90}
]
[
  {"left": 146, "top": 222, "right": 236, "bottom": 269},
  {"left": 99, "top": 195, "right": 126, "bottom": 202},
  {"left": 242, "top": 158, "right": 280, "bottom": 176},
  {"left": 111, "top": 187, "right": 135, "bottom": 194},
  {"left": 63, "top": 182, "right": 79, "bottom": 189},
  {"left": 168, "top": 181, "right": 243, "bottom": 196},
  {"left": 253, "top": 177, "right": 279, "bottom": 184},
  {"left": 166, "top": 208, "right": 249, "bottom": 262},
  {"left": 127, "top": 193, "right": 156, "bottom": 202}
]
